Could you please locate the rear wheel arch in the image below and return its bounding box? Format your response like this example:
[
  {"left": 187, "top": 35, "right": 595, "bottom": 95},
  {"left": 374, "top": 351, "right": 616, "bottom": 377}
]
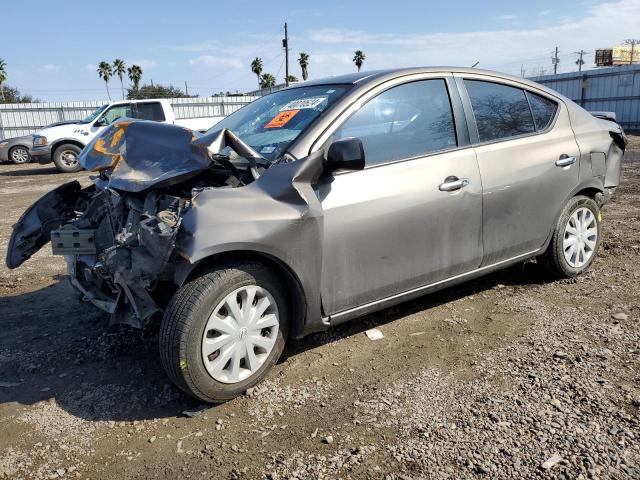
[{"left": 178, "top": 250, "right": 308, "bottom": 338}]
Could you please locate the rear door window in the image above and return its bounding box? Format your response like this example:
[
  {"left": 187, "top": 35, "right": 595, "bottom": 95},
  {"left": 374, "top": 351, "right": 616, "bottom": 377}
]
[
  {"left": 526, "top": 92, "right": 558, "bottom": 131},
  {"left": 464, "top": 80, "right": 535, "bottom": 142},
  {"left": 134, "top": 102, "right": 166, "bottom": 121},
  {"left": 332, "top": 79, "right": 457, "bottom": 166}
]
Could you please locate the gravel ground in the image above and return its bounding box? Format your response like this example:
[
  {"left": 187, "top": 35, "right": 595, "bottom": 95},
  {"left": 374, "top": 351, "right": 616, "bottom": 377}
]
[{"left": 0, "top": 140, "right": 638, "bottom": 479}]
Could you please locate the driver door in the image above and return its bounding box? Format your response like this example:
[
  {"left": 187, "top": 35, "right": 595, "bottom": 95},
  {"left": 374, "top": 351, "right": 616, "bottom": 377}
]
[
  {"left": 90, "top": 103, "right": 133, "bottom": 135},
  {"left": 316, "top": 78, "right": 483, "bottom": 315}
]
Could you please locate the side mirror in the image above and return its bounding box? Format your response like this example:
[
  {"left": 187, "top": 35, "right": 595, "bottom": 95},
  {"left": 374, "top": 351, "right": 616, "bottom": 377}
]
[
  {"left": 94, "top": 117, "right": 108, "bottom": 127},
  {"left": 324, "top": 137, "right": 365, "bottom": 173}
]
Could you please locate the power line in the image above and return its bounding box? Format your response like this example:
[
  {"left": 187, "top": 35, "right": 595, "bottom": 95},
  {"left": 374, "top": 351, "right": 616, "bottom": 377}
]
[{"left": 574, "top": 50, "right": 589, "bottom": 72}]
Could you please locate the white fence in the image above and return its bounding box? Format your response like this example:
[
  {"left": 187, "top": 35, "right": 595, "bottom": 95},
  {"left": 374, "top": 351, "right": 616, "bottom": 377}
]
[{"left": 0, "top": 96, "right": 258, "bottom": 140}]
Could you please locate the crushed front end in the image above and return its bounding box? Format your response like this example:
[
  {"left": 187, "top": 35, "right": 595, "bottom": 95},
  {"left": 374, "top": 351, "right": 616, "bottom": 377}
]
[
  {"left": 6, "top": 120, "right": 264, "bottom": 328},
  {"left": 56, "top": 187, "right": 187, "bottom": 328}
]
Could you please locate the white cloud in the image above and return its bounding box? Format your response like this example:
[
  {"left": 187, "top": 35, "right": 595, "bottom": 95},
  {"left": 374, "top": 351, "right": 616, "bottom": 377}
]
[
  {"left": 189, "top": 55, "right": 243, "bottom": 69},
  {"left": 539, "top": 9, "right": 552, "bottom": 15},
  {"left": 42, "top": 64, "right": 60, "bottom": 71},
  {"left": 303, "top": 0, "right": 640, "bottom": 76},
  {"left": 128, "top": 59, "right": 157, "bottom": 70},
  {"left": 498, "top": 14, "right": 519, "bottom": 20},
  {"left": 85, "top": 64, "right": 97, "bottom": 72}
]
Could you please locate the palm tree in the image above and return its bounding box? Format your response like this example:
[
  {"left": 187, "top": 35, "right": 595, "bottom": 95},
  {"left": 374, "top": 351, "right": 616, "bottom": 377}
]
[
  {"left": 251, "top": 57, "right": 263, "bottom": 89},
  {"left": 113, "top": 59, "right": 126, "bottom": 100},
  {"left": 286, "top": 74, "right": 298, "bottom": 83},
  {"left": 353, "top": 50, "right": 366, "bottom": 72},
  {"left": 0, "top": 58, "right": 7, "bottom": 102},
  {"left": 298, "top": 52, "right": 309, "bottom": 81},
  {"left": 127, "top": 64, "right": 143, "bottom": 94},
  {"left": 260, "top": 73, "right": 276, "bottom": 89},
  {"left": 97, "top": 61, "right": 112, "bottom": 100}
]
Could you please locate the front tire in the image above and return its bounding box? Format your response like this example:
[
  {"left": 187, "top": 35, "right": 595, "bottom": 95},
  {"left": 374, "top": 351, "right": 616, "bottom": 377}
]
[
  {"left": 53, "top": 144, "right": 82, "bottom": 173},
  {"left": 9, "top": 146, "right": 30, "bottom": 164},
  {"left": 539, "top": 195, "right": 601, "bottom": 278},
  {"left": 159, "top": 262, "right": 289, "bottom": 403}
]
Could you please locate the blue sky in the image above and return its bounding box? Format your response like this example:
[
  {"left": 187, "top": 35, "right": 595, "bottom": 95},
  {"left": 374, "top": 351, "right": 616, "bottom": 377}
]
[{"left": 2, "top": 0, "right": 639, "bottom": 101}]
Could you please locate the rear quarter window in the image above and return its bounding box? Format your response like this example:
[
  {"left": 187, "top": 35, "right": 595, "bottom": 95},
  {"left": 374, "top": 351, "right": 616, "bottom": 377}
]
[{"left": 526, "top": 92, "right": 558, "bottom": 131}]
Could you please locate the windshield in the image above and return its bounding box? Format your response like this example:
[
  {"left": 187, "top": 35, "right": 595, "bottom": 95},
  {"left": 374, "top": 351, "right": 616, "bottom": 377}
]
[
  {"left": 205, "top": 85, "right": 350, "bottom": 161},
  {"left": 80, "top": 105, "right": 108, "bottom": 124}
]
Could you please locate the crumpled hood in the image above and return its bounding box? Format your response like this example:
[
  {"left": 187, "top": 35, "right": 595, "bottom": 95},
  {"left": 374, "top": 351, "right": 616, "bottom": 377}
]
[
  {"left": 78, "top": 120, "right": 265, "bottom": 193},
  {"left": 78, "top": 120, "right": 212, "bottom": 192}
]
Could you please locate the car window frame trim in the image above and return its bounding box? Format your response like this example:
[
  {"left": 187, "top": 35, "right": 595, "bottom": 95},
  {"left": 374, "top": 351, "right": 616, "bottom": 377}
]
[
  {"left": 454, "top": 73, "right": 561, "bottom": 148},
  {"left": 308, "top": 73, "right": 471, "bottom": 174}
]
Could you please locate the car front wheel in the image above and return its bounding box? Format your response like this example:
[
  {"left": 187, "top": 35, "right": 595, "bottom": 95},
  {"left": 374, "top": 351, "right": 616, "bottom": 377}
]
[
  {"left": 159, "top": 261, "right": 289, "bottom": 403},
  {"left": 9, "top": 146, "right": 30, "bottom": 164},
  {"left": 539, "top": 195, "right": 601, "bottom": 278},
  {"left": 53, "top": 144, "right": 82, "bottom": 173}
]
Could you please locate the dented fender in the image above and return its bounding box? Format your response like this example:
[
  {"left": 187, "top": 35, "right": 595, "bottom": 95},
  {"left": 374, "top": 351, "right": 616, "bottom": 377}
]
[{"left": 177, "top": 151, "right": 328, "bottom": 335}]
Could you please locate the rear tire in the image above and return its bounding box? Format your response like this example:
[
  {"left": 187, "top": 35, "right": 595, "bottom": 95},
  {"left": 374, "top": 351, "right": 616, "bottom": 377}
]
[
  {"left": 539, "top": 195, "right": 601, "bottom": 278},
  {"left": 53, "top": 144, "right": 82, "bottom": 173},
  {"left": 9, "top": 146, "right": 30, "bottom": 164},
  {"left": 159, "top": 261, "right": 289, "bottom": 403}
]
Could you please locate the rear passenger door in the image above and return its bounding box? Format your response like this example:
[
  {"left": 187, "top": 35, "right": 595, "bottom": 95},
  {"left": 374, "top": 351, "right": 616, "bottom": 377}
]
[
  {"left": 316, "top": 76, "right": 483, "bottom": 315},
  {"left": 457, "top": 75, "right": 580, "bottom": 265}
]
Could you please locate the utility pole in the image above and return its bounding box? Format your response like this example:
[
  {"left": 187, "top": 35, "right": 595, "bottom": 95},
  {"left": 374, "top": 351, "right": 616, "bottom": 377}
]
[
  {"left": 552, "top": 47, "right": 560, "bottom": 75},
  {"left": 624, "top": 39, "right": 640, "bottom": 64},
  {"left": 520, "top": 64, "right": 526, "bottom": 78},
  {"left": 185, "top": 81, "right": 188, "bottom": 96},
  {"left": 574, "top": 50, "right": 588, "bottom": 72},
  {"left": 283, "top": 22, "right": 290, "bottom": 86}
]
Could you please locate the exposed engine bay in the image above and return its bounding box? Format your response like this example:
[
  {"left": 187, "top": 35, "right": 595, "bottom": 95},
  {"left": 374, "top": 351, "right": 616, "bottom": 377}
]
[{"left": 7, "top": 120, "right": 272, "bottom": 328}]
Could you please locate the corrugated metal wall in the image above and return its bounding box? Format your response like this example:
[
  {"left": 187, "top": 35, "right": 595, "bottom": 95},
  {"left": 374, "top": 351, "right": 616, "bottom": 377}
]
[
  {"left": 0, "top": 96, "right": 257, "bottom": 140},
  {"left": 530, "top": 65, "right": 640, "bottom": 130}
]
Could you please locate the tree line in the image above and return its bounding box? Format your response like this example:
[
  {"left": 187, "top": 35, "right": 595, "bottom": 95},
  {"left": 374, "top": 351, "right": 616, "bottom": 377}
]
[
  {"left": 0, "top": 58, "right": 39, "bottom": 103},
  {"left": 0, "top": 48, "right": 368, "bottom": 104},
  {"left": 250, "top": 50, "right": 366, "bottom": 90}
]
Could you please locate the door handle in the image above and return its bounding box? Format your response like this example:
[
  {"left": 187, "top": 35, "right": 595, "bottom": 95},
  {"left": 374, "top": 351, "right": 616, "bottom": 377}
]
[
  {"left": 439, "top": 176, "right": 469, "bottom": 192},
  {"left": 555, "top": 155, "right": 577, "bottom": 167}
]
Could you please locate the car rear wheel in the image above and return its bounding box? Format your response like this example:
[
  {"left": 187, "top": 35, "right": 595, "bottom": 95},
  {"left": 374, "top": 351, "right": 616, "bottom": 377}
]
[
  {"left": 159, "top": 261, "right": 289, "bottom": 403},
  {"left": 9, "top": 146, "right": 30, "bottom": 164},
  {"left": 539, "top": 195, "right": 601, "bottom": 278},
  {"left": 53, "top": 144, "right": 82, "bottom": 173}
]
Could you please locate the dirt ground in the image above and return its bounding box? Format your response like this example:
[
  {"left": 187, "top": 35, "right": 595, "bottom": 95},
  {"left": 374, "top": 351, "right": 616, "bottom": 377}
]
[{"left": 0, "top": 141, "right": 638, "bottom": 480}]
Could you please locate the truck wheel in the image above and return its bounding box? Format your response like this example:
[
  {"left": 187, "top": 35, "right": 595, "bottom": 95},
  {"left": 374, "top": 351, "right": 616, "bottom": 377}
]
[
  {"left": 159, "top": 261, "right": 289, "bottom": 403},
  {"left": 53, "top": 144, "right": 82, "bottom": 173},
  {"left": 9, "top": 146, "right": 30, "bottom": 164},
  {"left": 539, "top": 195, "right": 601, "bottom": 279}
]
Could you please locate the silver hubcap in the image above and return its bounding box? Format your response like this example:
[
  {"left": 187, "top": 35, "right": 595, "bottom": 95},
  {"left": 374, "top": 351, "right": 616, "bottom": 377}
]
[
  {"left": 563, "top": 207, "right": 597, "bottom": 268},
  {"left": 60, "top": 150, "right": 78, "bottom": 167},
  {"left": 202, "top": 285, "right": 279, "bottom": 384},
  {"left": 11, "top": 148, "right": 28, "bottom": 163}
]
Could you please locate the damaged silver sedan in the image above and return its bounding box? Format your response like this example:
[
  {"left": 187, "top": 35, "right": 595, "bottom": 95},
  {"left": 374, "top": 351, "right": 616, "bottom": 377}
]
[{"left": 7, "top": 68, "right": 625, "bottom": 403}]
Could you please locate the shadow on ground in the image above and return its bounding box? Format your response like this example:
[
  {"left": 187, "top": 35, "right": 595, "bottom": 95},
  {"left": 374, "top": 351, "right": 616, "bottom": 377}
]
[
  {"left": 0, "top": 166, "right": 61, "bottom": 177},
  {"left": 0, "top": 261, "right": 552, "bottom": 423}
]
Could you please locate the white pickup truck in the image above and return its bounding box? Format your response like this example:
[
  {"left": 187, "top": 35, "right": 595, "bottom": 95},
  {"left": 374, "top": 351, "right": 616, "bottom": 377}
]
[{"left": 30, "top": 99, "right": 224, "bottom": 172}]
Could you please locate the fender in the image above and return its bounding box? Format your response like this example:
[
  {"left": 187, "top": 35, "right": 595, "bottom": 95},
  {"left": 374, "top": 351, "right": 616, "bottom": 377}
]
[
  {"left": 541, "top": 178, "right": 605, "bottom": 253},
  {"left": 177, "top": 150, "right": 328, "bottom": 338},
  {"left": 50, "top": 138, "right": 86, "bottom": 152}
]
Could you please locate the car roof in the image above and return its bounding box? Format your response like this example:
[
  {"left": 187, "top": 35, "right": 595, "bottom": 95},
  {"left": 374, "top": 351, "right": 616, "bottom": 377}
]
[{"left": 295, "top": 66, "right": 559, "bottom": 96}]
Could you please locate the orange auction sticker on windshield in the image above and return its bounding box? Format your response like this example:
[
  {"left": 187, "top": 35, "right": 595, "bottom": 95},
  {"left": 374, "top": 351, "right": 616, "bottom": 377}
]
[{"left": 265, "top": 109, "right": 299, "bottom": 128}]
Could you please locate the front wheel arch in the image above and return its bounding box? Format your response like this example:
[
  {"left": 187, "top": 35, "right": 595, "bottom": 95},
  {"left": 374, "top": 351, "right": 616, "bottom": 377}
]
[{"left": 177, "top": 250, "right": 308, "bottom": 339}]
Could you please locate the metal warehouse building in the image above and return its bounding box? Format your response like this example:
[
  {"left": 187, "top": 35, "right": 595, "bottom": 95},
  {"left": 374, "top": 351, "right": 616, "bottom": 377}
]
[{"left": 530, "top": 64, "right": 640, "bottom": 131}]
